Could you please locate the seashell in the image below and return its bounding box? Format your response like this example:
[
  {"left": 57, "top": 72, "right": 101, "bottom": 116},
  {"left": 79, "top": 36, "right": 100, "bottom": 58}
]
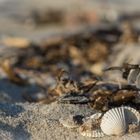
[
  {"left": 136, "top": 73, "right": 140, "bottom": 89},
  {"left": 88, "top": 113, "right": 103, "bottom": 120},
  {"left": 59, "top": 115, "right": 84, "bottom": 128},
  {"left": 100, "top": 106, "right": 140, "bottom": 136},
  {"left": 123, "top": 106, "right": 140, "bottom": 125},
  {"left": 79, "top": 113, "right": 104, "bottom": 138},
  {"left": 123, "top": 106, "right": 140, "bottom": 133},
  {"left": 127, "top": 69, "right": 140, "bottom": 85},
  {"left": 101, "top": 107, "right": 126, "bottom": 136},
  {"left": 82, "top": 113, "right": 103, "bottom": 123},
  {"left": 80, "top": 128, "right": 104, "bottom": 138}
]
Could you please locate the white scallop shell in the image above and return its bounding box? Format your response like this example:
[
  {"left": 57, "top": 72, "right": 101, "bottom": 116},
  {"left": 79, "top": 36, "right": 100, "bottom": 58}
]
[
  {"left": 79, "top": 113, "right": 105, "bottom": 138},
  {"left": 136, "top": 73, "right": 140, "bottom": 89},
  {"left": 100, "top": 107, "right": 140, "bottom": 136},
  {"left": 127, "top": 69, "right": 140, "bottom": 85},
  {"left": 101, "top": 107, "right": 126, "bottom": 136}
]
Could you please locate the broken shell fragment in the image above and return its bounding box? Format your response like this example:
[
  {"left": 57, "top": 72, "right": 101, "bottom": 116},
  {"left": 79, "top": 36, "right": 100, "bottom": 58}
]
[
  {"left": 127, "top": 69, "right": 140, "bottom": 85},
  {"left": 136, "top": 73, "right": 140, "bottom": 89},
  {"left": 123, "top": 106, "right": 140, "bottom": 125},
  {"left": 80, "top": 128, "right": 104, "bottom": 138},
  {"left": 100, "top": 107, "right": 140, "bottom": 136},
  {"left": 79, "top": 113, "right": 104, "bottom": 138}
]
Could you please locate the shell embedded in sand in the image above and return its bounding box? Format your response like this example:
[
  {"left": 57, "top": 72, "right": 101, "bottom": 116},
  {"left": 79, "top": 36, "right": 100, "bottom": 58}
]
[
  {"left": 100, "top": 106, "right": 140, "bottom": 136},
  {"left": 127, "top": 69, "right": 140, "bottom": 85},
  {"left": 79, "top": 113, "right": 104, "bottom": 138},
  {"left": 79, "top": 128, "right": 104, "bottom": 138},
  {"left": 59, "top": 115, "right": 84, "bottom": 128},
  {"left": 124, "top": 106, "right": 140, "bottom": 125}
]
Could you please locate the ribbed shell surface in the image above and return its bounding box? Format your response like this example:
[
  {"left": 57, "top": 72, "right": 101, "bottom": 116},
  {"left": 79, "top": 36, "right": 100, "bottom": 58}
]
[
  {"left": 127, "top": 69, "right": 140, "bottom": 84},
  {"left": 101, "top": 107, "right": 126, "bottom": 136},
  {"left": 100, "top": 106, "right": 140, "bottom": 136},
  {"left": 136, "top": 73, "right": 140, "bottom": 89}
]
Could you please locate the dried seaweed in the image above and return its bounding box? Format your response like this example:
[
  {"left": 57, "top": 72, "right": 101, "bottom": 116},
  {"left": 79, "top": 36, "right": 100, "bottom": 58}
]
[{"left": 0, "top": 24, "right": 139, "bottom": 110}]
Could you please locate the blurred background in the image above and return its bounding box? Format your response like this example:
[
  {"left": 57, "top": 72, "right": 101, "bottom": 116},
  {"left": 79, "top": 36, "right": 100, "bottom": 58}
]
[
  {"left": 0, "top": 0, "right": 140, "bottom": 103},
  {"left": 0, "top": 0, "right": 139, "bottom": 41}
]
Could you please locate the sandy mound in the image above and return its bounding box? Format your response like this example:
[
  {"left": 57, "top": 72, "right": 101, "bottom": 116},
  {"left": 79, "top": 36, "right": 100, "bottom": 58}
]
[{"left": 0, "top": 102, "right": 140, "bottom": 140}]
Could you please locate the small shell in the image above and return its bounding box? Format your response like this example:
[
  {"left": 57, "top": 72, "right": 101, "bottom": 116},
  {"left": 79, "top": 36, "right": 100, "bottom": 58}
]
[
  {"left": 127, "top": 69, "right": 140, "bottom": 85},
  {"left": 100, "top": 106, "right": 140, "bottom": 136},
  {"left": 59, "top": 115, "right": 84, "bottom": 128},
  {"left": 79, "top": 113, "right": 104, "bottom": 138},
  {"left": 136, "top": 73, "right": 140, "bottom": 89},
  {"left": 82, "top": 113, "right": 103, "bottom": 123}
]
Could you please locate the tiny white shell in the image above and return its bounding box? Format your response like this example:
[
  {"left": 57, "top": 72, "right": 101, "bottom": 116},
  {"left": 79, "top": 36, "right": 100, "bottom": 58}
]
[
  {"left": 100, "top": 107, "right": 140, "bottom": 136},
  {"left": 127, "top": 69, "right": 140, "bottom": 85},
  {"left": 136, "top": 73, "right": 140, "bottom": 89},
  {"left": 83, "top": 113, "right": 102, "bottom": 122}
]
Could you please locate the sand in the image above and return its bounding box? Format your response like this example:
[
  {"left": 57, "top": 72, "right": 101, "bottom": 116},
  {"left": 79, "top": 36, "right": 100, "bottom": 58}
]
[{"left": 0, "top": 102, "right": 140, "bottom": 140}]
